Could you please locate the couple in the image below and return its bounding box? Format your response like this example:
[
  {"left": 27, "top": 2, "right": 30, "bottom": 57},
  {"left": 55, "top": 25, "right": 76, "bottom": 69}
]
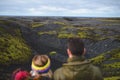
[{"left": 13, "top": 37, "right": 103, "bottom": 80}]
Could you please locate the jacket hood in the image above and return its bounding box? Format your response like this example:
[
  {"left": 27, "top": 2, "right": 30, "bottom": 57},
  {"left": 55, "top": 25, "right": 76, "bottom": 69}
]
[{"left": 63, "top": 56, "right": 91, "bottom": 71}]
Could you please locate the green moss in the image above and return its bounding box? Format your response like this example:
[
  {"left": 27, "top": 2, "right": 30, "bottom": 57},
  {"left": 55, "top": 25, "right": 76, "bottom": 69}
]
[
  {"left": 78, "top": 27, "right": 120, "bottom": 40},
  {"left": 104, "top": 76, "right": 120, "bottom": 80},
  {"left": 38, "top": 31, "right": 57, "bottom": 35},
  {"left": 0, "top": 34, "right": 32, "bottom": 65},
  {"left": 31, "top": 20, "right": 120, "bottom": 41},
  {"left": 14, "top": 29, "right": 21, "bottom": 36},
  {"left": 91, "top": 48, "right": 120, "bottom": 77},
  {"left": 104, "top": 62, "right": 120, "bottom": 68},
  {"left": 78, "top": 27, "right": 94, "bottom": 31},
  {"left": 49, "top": 51, "right": 57, "bottom": 56},
  {"left": 77, "top": 31, "right": 89, "bottom": 39},
  {"left": 91, "top": 55, "right": 105, "bottom": 64},
  {"left": 32, "top": 21, "right": 119, "bottom": 40},
  {"left": 53, "top": 21, "right": 65, "bottom": 26},
  {"left": 58, "top": 33, "right": 76, "bottom": 38},
  {"left": 0, "top": 21, "right": 32, "bottom": 65},
  {"left": 37, "top": 24, "right": 120, "bottom": 41},
  {"left": 61, "top": 25, "right": 74, "bottom": 30},
  {"left": 76, "top": 27, "right": 99, "bottom": 40},
  {"left": 32, "top": 22, "right": 44, "bottom": 28},
  {"left": 108, "top": 48, "right": 120, "bottom": 60},
  {"left": 92, "top": 48, "right": 120, "bottom": 63}
]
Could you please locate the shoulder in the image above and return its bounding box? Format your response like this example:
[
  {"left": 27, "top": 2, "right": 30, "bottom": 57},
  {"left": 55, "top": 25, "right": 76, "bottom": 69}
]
[
  {"left": 54, "top": 67, "right": 64, "bottom": 76},
  {"left": 90, "top": 65, "right": 101, "bottom": 73},
  {"left": 90, "top": 65, "right": 103, "bottom": 80},
  {"left": 54, "top": 67, "right": 66, "bottom": 80}
]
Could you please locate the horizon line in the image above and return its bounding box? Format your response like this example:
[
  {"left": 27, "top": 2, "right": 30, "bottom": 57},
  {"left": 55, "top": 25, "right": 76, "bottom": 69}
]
[{"left": 0, "top": 15, "right": 120, "bottom": 18}]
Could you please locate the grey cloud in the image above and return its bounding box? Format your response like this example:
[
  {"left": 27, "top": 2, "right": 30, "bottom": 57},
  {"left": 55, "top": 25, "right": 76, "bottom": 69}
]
[{"left": 0, "top": 0, "right": 120, "bottom": 16}]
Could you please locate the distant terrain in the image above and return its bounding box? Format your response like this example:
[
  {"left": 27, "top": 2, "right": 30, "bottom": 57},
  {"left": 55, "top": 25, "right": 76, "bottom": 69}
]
[{"left": 0, "top": 16, "right": 120, "bottom": 80}]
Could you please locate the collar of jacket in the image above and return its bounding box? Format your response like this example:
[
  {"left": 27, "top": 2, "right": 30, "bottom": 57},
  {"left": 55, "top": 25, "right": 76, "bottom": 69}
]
[{"left": 63, "top": 56, "right": 91, "bottom": 66}]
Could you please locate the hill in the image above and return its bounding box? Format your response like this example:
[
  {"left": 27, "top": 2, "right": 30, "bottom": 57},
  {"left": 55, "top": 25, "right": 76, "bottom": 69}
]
[{"left": 0, "top": 18, "right": 32, "bottom": 79}]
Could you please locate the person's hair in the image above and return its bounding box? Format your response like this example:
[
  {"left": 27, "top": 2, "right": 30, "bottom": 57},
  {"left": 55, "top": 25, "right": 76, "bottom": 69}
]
[
  {"left": 12, "top": 68, "right": 30, "bottom": 80},
  {"left": 67, "top": 37, "right": 84, "bottom": 56},
  {"left": 32, "top": 55, "right": 49, "bottom": 67}
]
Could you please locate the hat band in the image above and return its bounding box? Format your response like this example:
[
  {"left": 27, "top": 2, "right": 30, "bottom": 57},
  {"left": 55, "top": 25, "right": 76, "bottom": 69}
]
[{"left": 31, "top": 58, "right": 50, "bottom": 73}]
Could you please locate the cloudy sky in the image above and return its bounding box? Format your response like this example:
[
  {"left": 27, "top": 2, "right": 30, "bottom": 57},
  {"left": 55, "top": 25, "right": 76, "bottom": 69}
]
[{"left": 0, "top": 0, "right": 120, "bottom": 17}]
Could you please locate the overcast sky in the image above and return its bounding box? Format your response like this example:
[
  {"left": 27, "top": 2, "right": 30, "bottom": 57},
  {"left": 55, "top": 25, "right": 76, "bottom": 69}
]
[{"left": 0, "top": 0, "right": 120, "bottom": 17}]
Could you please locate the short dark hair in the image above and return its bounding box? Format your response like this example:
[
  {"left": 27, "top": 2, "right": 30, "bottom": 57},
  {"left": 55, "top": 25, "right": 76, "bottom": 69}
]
[{"left": 67, "top": 37, "right": 84, "bottom": 56}]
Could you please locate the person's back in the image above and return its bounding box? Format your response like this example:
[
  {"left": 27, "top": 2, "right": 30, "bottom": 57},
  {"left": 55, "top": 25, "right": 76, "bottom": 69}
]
[
  {"left": 54, "top": 56, "right": 103, "bottom": 80},
  {"left": 54, "top": 38, "right": 103, "bottom": 80}
]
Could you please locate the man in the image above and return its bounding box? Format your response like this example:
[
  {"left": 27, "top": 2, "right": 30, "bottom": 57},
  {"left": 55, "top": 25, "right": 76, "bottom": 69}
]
[{"left": 54, "top": 37, "right": 103, "bottom": 80}]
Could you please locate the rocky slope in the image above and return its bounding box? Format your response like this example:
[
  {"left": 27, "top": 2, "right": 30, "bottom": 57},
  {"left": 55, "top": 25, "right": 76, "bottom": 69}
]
[{"left": 0, "top": 16, "right": 120, "bottom": 80}]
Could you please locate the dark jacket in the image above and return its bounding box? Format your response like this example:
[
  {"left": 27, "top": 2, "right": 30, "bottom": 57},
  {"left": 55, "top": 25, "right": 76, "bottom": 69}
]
[{"left": 54, "top": 56, "right": 103, "bottom": 80}]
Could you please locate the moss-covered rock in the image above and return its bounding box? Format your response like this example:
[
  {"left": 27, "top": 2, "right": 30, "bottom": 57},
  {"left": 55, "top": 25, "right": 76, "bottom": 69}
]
[
  {"left": 0, "top": 20, "right": 32, "bottom": 65},
  {"left": 38, "top": 31, "right": 57, "bottom": 35},
  {"left": 53, "top": 21, "right": 65, "bottom": 26},
  {"left": 37, "top": 25, "right": 120, "bottom": 41},
  {"left": 0, "top": 34, "right": 32, "bottom": 65},
  {"left": 91, "top": 48, "right": 120, "bottom": 77},
  {"left": 32, "top": 22, "right": 44, "bottom": 28},
  {"left": 104, "top": 76, "right": 120, "bottom": 80},
  {"left": 49, "top": 51, "right": 57, "bottom": 56},
  {"left": 58, "top": 33, "right": 75, "bottom": 38}
]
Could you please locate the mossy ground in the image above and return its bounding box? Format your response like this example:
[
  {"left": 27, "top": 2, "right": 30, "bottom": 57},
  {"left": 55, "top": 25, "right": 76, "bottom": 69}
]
[
  {"left": 37, "top": 24, "right": 120, "bottom": 41},
  {"left": 104, "top": 76, "right": 120, "bottom": 80},
  {"left": 91, "top": 48, "right": 120, "bottom": 79},
  {"left": 53, "top": 21, "right": 66, "bottom": 26},
  {"left": 32, "top": 18, "right": 120, "bottom": 41},
  {"left": 31, "top": 22, "right": 44, "bottom": 28},
  {"left": 0, "top": 20, "right": 32, "bottom": 65}
]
